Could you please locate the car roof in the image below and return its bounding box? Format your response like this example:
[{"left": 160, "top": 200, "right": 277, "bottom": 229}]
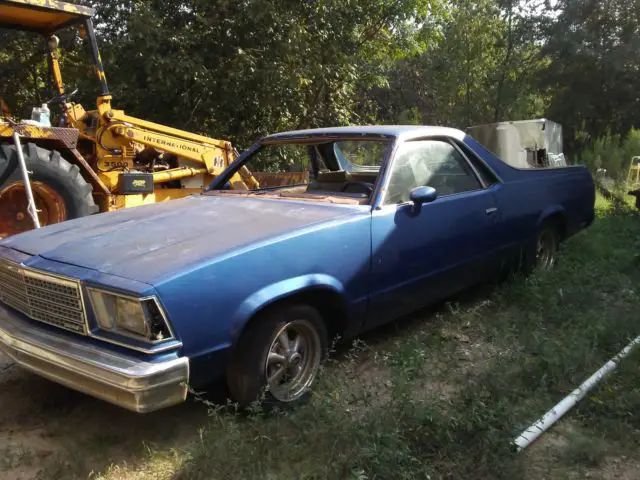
[{"left": 263, "top": 125, "right": 466, "bottom": 142}]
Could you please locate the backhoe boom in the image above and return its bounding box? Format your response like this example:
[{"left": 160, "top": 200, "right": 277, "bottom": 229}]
[{"left": 0, "top": 0, "right": 261, "bottom": 238}]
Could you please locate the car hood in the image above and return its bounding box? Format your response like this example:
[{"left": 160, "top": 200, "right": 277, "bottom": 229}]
[{"left": 0, "top": 194, "right": 361, "bottom": 284}]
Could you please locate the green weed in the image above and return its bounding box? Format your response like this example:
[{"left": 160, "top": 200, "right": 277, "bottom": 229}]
[{"left": 167, "top": 198, "right": 639, "bottom": 479}]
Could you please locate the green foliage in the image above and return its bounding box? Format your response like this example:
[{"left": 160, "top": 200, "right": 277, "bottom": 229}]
[
  {"left": 0, "top": 30, "right": 48, "bottom": 117},
  {"left": 1, "top": 0, "right": 638, "bottom": 152},
  {"left": 169, "top": 197, "right": 640, "bottom": 480},
  {"left": 91, "top": 0, "right": 437, "bottom": 145},
  {"left": 375, "top": 0, "right": 547, "bottom": 128},
  {"left": 581, "top": 129, "right": 640, "bottom": 182},
  {"left": 540, "top": 0, "right": 640, "bottom": 152}
]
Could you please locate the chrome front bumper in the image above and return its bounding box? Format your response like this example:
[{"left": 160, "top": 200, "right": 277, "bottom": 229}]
[{"left": 0, "top": 304, "right": 189, "bottom": 413}]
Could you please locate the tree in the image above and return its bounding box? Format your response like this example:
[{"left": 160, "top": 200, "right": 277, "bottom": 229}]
[
  {"left": 90, "top": 0, "right": 435, "bottom": 144},
  {"left": 374, "top": 0, "right": 546, "bottom": 129},
  {"left": 3, "top": 0, "right": 637, "bottom": 156},
  {"left": 540, "top": 0, "right": 640, "bottom": 152}
]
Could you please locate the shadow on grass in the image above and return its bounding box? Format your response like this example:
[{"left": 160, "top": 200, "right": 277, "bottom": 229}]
[
  {"left": 4, "top": 200, "right": 638, "bottom": 480},
  {"left": 0, "top": 359, "right": 213, "bottom": 479},
  {"left": 0, "top": 281, "right": 498, "bottom": 480},
  {"left": 171, "top": 205, "right": 640, "bottom": 480}
]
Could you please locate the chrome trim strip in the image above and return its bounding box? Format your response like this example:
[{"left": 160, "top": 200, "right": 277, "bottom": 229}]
[
  {"left": 448, "top": 138, "right": 489, "bottom": 188},
  {"left": 0, "top": 303, "right": 189, "bottom": 413},
  {"left": 451, "top": 138, "right": 505, "bottom": 185},
  {"left": 372, "top": 137, "right": 402, "bottom": 209},
  {"left": 86, "top": 334, "right": 182, "bottom": 355}
]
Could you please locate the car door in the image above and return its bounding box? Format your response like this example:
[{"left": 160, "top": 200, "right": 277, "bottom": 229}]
[{"left": 366, "top": 137, "right": 502, "bottom": 329}]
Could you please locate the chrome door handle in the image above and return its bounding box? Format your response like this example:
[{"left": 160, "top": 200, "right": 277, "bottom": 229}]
[{"left": 485, "top": 207, "right": 498, "bottom": 215}]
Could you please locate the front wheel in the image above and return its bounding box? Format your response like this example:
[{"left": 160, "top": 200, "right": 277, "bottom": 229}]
[{"left": 226, "top": 304, "right": 327, "bottom": 408}]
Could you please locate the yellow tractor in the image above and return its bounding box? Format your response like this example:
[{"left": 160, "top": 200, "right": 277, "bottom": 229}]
[{"left": 0, "top": 0, "right": 257, "bottom": 238}]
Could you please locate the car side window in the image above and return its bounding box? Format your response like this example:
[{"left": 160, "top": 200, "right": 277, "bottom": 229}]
[
  {"left": 453, "top": 140, "right": 500, "bottom": 186},
  {"left": 384, "top": 139, "right": 481, "bottom": 204}
]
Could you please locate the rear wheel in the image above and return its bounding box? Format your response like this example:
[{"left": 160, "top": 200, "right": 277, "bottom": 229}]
[
  {"left": 226, "top": 304, "right": 327, "bottom": 408},
  {"left": 0, "top": 143, "right": 98, "bottom": 238},
  {"left": 534, "top": 225, "right": 559, "bottom": 271},
  {"left": 519, "top": 222, "right": 560, "bottom": 275}
]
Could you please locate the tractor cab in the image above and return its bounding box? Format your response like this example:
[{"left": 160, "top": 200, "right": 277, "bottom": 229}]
[{"left": 0, "top": 0, "right": 110, "bottom": 130}]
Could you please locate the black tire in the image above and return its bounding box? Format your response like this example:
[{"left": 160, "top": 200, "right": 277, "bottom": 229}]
[
  {"left": 0, "top": 142, "right": 98, "bottom": 222},
  {"left": 521, "top": 222, "right": 560, "bottom": 275},
  {"left": 226, "top": 304, "right": 328, "bottom": 409}
]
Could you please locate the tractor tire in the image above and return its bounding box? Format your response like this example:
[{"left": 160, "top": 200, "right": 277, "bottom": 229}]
[{"left": 0, "top": 142, "right": 98, "bottom": 238}]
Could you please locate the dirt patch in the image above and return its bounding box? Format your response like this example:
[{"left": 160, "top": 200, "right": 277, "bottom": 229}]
[
  {"left": 439, "top": 323, "right": 502, "bottom": 375},
  {"left": 0, "top": 353, "right": 12, "bottom": 370},
  {"left": 523, "top": 423, "right": 578, "bottom": 479},
  {"left": 0, "top": 351, "right": 208, "bottom": 480},
  {"left": 592, "top": 456, "right": 640, "bottom": 480},
  {"left": 0, "top": 300, "right": 637, "bottom": 480},
  {"left": 522, "top": 420, "right": 640, "bottom": 480}
]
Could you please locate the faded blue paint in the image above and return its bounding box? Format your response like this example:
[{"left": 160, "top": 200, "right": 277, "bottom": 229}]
[
  {"left": 228, "top": 273, "right": 345, "bottom": 342},
  {"left": 0, "top": 126, "right": 596, "bottom": 388}
]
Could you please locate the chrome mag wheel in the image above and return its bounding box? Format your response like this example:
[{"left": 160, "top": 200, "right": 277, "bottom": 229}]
[
  {"left": 264, "top": 319, "right": 322, "bottom": 402},
  {"left": 536, "top": 228, "right": 558, "bottom": 270}
]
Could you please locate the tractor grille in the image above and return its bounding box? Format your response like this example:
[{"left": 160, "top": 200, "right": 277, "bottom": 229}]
[{"left": 0, "top": 259, "right": 87, "bottom": 334}]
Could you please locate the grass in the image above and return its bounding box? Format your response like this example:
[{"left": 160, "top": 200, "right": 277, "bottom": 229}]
[
  {"left": 0, "top": 446, "right": 34, "bottom": 472},
  {"left": 133, "top": 195, "right": 636, "bottom": 480},
  {"left": 20, "top": 195, "right": 640, "bottom": 479}
]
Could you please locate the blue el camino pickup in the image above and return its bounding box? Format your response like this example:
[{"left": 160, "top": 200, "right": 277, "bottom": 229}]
[{"left": 0, "top": 126, "right": 595, "bottom": 412}]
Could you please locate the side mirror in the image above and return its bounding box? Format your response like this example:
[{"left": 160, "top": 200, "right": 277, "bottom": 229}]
[{"left": 409, "top": 186, "right": 437, "bottom": 206}]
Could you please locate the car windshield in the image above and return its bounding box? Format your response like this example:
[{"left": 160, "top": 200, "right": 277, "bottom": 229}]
[{"left": 210, "top": 138, "right": 390, "bottom": 203}]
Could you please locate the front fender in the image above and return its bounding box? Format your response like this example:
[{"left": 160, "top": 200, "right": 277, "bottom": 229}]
[{"left": 228, "top": 274, "right": 345, "bottom": 343}]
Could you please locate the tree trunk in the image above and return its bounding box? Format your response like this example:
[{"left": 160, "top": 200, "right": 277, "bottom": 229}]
[{"left": 494, "top": 1, "right": 514, "bottom": 122}]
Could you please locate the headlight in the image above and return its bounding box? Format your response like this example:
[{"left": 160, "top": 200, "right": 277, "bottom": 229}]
[{"left": 87, "top": 289, "right": 173, "bottom": 342}]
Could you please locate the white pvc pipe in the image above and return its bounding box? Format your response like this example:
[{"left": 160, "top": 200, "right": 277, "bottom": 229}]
[
  {"left": 12, "top": 131, "right": 40, "bottom": 229},
  {"left": 514, "top": 334, "right": 640, "bottom": 452}
]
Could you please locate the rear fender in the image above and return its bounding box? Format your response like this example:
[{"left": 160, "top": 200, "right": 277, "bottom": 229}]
[
  {"left": 536, "top": 205, "right": 566, "bottom": 234},
  {"left": 229, "top": 274, "right": 345, "bottom": 343}
]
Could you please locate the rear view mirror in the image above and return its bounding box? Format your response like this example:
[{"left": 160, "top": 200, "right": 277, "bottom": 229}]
[{"left": 409, "top": 186, "right": 437, "bottom": 205}]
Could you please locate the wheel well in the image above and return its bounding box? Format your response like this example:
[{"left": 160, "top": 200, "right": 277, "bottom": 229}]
[
  {"left": 544, "top": 212, "right": 568, "bottom": 240},
  {"left": 238, "top": 288, "right": 348, "bottom": 343}
]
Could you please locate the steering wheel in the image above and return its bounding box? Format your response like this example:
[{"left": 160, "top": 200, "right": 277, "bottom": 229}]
[
  {"left": 45, "top": 87, "right": 79, "bottom": 105},
  {"left": 341, "top": 181, "right": 374, "bottom": 195}
]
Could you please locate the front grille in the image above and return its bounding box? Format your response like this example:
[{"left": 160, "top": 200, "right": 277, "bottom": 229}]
[{"left": 0, "top": 259, "right": 87, "bottom": 334}]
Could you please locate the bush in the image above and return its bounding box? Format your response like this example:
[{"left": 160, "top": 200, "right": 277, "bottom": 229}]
[{"left": 581, "top": 129, "right": 640, "bottom": 184}]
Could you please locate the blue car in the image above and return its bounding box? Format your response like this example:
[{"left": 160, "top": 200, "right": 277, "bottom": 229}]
[{"left": 0, "top": 126, "right": 595, "bottom": 412}]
